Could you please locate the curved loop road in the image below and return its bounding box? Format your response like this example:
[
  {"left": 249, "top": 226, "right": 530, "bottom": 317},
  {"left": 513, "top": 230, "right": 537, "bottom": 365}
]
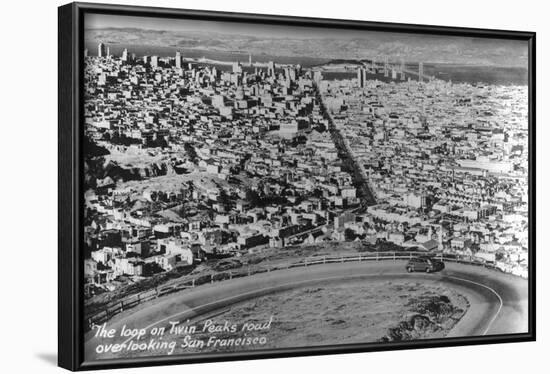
[{"left": 85, "top": 261, "right": 528, "bottom": 361}]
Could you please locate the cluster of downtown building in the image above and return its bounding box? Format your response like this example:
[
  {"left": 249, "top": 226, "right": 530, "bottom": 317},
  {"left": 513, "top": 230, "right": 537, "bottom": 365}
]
[{"left": 83, "top": 42, "right": 529, "bottom": 297}]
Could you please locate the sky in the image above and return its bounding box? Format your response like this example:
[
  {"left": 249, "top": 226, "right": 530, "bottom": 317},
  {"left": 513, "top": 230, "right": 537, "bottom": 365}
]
[
  {"left": 85, "top": 13, "right": 414, "bottom": 39},
  {"left": 85, "top": 13, "right": 526, "bottom": 42},
  {"left": 84, "top": 13, "right": 529, "bottom": 67}
]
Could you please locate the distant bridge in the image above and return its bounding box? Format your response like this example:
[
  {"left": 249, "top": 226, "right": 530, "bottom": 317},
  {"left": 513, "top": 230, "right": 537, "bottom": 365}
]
[{"left": 360, "top": 58, "right": 436, "bottom": 83}]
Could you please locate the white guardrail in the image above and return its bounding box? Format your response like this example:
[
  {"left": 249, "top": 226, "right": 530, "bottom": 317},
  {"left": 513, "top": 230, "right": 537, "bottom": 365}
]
[{"left": 86, "top": 251, "right": 523, "bottom": 330}]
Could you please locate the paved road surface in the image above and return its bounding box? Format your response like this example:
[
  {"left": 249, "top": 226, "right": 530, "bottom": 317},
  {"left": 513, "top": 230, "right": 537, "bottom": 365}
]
[{"left": 84, "top": 261, "right": 528, "bottom": 362}]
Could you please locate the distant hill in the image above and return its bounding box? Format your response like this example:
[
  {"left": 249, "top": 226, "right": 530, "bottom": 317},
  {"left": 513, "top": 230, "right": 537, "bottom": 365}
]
[
  {"left": 85, "top": 27, "right": 528, "bottom": 68},
  {"left": 313, "top": 59, "right": 365, "bottom": 67}
]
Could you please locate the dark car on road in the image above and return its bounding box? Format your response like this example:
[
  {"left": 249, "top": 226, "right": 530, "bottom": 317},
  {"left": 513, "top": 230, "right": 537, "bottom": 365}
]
[{"left": 406, "top": 256, "right": 445, "bottom": 273}]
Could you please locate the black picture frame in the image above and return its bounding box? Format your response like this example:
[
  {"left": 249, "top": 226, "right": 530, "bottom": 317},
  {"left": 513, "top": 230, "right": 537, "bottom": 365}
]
[{"left": 58, "top": 2, "right": 536, "bottom": 371}]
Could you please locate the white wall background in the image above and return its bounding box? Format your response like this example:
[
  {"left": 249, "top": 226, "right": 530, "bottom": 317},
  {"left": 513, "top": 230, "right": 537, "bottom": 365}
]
[{"left": 0, "top": 0, "right": 546, "bottom": 372}]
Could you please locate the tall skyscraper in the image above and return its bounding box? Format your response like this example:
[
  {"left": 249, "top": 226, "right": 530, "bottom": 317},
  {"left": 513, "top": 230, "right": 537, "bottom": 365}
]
[
  {"left": 211, "top": 67, "right": 219, "bottom": 80},
  {"left": 357, "top": 67, "right": 366, "bottom": 88},
  {"left": 248, "top": 54, "right": 252, "bottom": 66},
  {"left": 419, "top": 62, "right": 424, "bottom": 83},
  {"left": 84, "top": 49, "right": 88, "bottom": 58},
  {"left": 121, "top": 48, "right": 128, "bottom": 62},
  {"left": 267, "top": 61, "right": 276, "bottom": 77},
  {"left": 289, "top": 68, "right": 297, "bottom": 82},
  {"left": 384, "top": 56, "right": 389, "bottom": 77},
  {"left": 175, "top": 51, "right": 181, "bottom": 69},
  {"left": 97, "top": 42, "right": 106, "bottom": 58},
  {"left": 151, "top": 56, "right": 159, "bottom": 68},
  {"left": 232, "top": 61, "right": 242, "bottom": 74},
  {"left": 313, "top": 70, "right": 323, "bottom": 85},
  {"left": 106, "top": 46, "right": 111, "bottom": 59}
]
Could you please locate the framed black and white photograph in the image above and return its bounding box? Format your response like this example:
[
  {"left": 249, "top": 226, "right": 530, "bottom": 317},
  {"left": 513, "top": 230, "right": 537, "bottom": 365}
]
[{"left": 58, "top": 2, "right": 535, "bottom": 371}]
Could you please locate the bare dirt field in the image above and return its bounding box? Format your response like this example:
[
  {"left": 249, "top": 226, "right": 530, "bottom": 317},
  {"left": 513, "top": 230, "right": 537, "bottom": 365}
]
[{"left": 162, "top": 279, "right": 469, "bottom": 354}]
